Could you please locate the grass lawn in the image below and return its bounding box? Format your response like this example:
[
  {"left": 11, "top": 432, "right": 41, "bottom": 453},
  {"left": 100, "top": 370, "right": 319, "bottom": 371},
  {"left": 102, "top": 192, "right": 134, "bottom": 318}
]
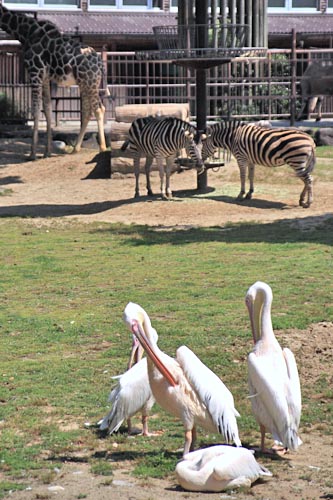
[{"left": 0, "top": 145, "right": 333, "bottom": 497}]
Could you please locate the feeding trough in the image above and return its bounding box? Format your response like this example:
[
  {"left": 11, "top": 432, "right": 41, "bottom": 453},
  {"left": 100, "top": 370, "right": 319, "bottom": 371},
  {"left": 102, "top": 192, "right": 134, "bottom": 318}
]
[
  {"left": 175, "top": 157, "right": 225, "bottom": 172},
  {"left": 136, "top": 1, "right": 267, "bottom": 192},
  {"left": 136, "top": 24, "right": 267, "bottom": 69}
]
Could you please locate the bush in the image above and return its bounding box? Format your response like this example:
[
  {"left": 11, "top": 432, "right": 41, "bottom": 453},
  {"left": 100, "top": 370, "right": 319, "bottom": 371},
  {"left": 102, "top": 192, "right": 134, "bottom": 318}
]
[{"left": 0, "top": 92, "right": 27, "bottom": 123}]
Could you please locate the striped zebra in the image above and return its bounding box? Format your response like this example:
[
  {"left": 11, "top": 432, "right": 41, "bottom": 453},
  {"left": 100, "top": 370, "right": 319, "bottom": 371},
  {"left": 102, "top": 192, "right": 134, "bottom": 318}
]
[
  {"left": 202, "top": 120, "right": 316, "bottom": 208},
  {"left": 121, "top": 116, "right": 204, "bottom": 199}
]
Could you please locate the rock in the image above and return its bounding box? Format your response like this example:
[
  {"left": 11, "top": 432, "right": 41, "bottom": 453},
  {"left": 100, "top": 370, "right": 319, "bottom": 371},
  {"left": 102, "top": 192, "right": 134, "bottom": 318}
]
[{"left": 315, "top": 128, "right": 333, "bottom": 146}]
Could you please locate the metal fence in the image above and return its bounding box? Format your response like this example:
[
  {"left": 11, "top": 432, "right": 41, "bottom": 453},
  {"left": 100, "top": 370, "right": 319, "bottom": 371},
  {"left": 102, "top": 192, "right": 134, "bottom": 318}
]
[{"left": 1, "top": 48, "right": 333, "bottom": 124}]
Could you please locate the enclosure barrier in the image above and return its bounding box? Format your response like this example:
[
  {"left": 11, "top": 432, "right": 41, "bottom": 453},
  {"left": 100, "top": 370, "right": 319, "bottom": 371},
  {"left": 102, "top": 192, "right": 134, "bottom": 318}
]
[{"left": 1, "top": 48, "right": 333, "bottom": 124}]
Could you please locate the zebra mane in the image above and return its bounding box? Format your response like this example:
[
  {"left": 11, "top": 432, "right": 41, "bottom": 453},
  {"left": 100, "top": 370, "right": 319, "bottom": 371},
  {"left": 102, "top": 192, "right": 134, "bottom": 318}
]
[{"left": 152, "top": 115, "right": 195, "bottom": 129}]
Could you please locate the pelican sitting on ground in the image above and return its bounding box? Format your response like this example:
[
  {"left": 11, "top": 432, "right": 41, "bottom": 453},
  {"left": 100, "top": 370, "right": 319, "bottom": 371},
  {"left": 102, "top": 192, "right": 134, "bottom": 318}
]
[
  {"left": 123, "top": 302, "right": 242, "bottom": 456},
  {"left": 175, "top": 445, "right": 272, "bottom": 492},
  {"left": 246, "top": 281, "right": 302, "bottom": 454},
  {"left": 98, "top": 331, "right": 156, "bottom": 436}
]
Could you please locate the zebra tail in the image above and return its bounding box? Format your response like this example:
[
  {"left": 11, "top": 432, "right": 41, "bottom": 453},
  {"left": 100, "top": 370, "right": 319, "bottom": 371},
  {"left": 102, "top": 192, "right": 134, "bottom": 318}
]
[
  {"left": 305, "top": 147, "right": 316, "bottom": 176},
  {"left": 121, "top": 139, "right": 130, "bottom": 151}
]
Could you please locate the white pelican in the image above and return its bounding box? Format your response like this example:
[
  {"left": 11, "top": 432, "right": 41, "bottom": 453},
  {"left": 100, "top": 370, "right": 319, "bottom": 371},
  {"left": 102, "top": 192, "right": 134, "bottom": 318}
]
[
  {"left": 246, "top": 281, "right": 302, "bottom": 454},
  {"left": 175, "top": 445, "right": 272, "bottom": 492},
  {"left": 98, "top": 332, "right": 156, "bottom": 436},
  {"left": 123, "top": 302, "right": 241, "bottom": 456}
]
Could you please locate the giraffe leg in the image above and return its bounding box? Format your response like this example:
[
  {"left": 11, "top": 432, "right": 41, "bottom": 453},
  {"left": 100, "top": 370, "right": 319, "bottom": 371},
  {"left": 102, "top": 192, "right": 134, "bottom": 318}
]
[
  {"left": 75, "top": 89, "right": 106, "bottom": 153},
  {"left": 74, "top": 94, "right": 92, "bottom": 153},
  {"left": 94, "top": 103, "right": 107, "bottom": 152},
  {"left": 42, "top": 80, "right": 53, "bottom": 158},
  {"left": 29, "top": 84, "right": 42, "bottom": 161}
]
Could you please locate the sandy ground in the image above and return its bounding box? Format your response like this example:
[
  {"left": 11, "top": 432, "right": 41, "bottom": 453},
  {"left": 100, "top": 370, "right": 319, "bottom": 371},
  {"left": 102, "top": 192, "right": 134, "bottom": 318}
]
[{"left": 1, "top": 134, "right": 333, "bottom": 499}]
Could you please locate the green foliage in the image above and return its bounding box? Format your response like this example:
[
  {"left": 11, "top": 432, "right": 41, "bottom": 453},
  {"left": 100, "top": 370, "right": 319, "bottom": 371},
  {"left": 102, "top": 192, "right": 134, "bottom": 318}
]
[
  {"left": 0, "top": 92, "right": 26, "bottom": 123},
  {"left": 90, "top": 461, "right": 113, "bottom": 476},
  {"left": 0, "top": 209, "right": 332, "bottom": 485},
  {"left": 0, "top": 482, "right": 27, "bottom": 500}
]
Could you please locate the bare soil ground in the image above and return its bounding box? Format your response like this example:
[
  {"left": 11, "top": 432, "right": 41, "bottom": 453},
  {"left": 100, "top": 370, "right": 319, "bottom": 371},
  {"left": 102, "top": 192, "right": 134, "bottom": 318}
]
[{"left": 1, "top": 135, "right": 333, "bottom": 500}]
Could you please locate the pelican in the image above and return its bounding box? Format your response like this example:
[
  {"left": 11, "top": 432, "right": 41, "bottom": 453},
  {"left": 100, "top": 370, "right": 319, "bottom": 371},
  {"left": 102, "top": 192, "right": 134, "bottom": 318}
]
[
  {"left": 98, "top": 331, "right": 156, "bottom": 436},
  {"left": 246, "top": 281, "right": 302, "bottom": 454},
  {"left": 123, "top": 302, "right": 241, "bottom": 456},
  {"left": 175, "top": 445, "right": 272, "bottom": 492}
]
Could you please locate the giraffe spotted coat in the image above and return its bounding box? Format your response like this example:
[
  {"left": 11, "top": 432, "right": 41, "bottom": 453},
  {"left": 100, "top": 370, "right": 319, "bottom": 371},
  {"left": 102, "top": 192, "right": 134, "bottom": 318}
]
[{"left": 0, "top": 6, "right": 107, "bottom": 159}]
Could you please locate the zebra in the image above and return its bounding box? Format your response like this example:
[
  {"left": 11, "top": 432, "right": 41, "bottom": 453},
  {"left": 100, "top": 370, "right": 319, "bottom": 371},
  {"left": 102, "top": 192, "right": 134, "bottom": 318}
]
[
  {"left": 121, "top": 116, "right": 204, "bottom": 199},
  {"left": 202, "top": 120, "right": 316, "bottom": 208}
]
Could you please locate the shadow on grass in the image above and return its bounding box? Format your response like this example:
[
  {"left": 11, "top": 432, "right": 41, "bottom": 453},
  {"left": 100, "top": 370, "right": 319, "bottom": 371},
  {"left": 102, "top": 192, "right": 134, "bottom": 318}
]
[
  {"left": 173, "top": 189, "right": 288, "bottom": 210},
  {"left": 0, "top": 189, "right": 332, "bottom": 246},
  {"left": 95, "top": 214, "right": 333, "bottom": 246}
]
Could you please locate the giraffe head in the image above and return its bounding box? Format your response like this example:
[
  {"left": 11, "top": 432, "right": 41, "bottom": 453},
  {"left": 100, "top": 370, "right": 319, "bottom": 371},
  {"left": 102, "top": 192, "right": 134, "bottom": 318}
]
[{"left": 0, "top": 6, "right": 60, "bottom": 45}]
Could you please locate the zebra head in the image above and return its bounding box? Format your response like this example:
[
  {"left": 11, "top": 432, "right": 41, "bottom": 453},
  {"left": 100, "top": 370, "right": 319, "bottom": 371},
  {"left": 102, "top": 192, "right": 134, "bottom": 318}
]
[
  {"left": 183, "top": 129, "right": 204, "bottom": 171},
  {"left": 201, "top": 126, "right": 218, "bottom": 162}
]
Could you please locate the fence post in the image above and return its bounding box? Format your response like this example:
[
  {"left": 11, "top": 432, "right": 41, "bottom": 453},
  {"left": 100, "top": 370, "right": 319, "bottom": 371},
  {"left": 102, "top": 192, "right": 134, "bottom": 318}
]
[{"left": 290, "top": 29, "right": 297, "bottom": 125}]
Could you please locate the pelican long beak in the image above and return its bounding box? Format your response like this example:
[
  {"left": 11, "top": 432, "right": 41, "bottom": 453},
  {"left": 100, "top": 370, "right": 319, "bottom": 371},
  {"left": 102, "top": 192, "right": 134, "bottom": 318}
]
[
  {"left": 127, "top": 335, "right": 144, "bottom": 370},
  {"left": 131, "top": 320, "right": 178, "bottom": 387}
]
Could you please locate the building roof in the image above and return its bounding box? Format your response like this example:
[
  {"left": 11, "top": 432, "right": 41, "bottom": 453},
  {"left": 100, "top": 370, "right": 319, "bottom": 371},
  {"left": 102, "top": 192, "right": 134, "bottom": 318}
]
[
  {"left": 1, "top": 11, "right": 333, "bottom": 41},
  {"left": 268, "top": 13, "right": 333, "bottom": 35},
  {"left": 38, "top": 11, "right": 177, "bottom": 36}
]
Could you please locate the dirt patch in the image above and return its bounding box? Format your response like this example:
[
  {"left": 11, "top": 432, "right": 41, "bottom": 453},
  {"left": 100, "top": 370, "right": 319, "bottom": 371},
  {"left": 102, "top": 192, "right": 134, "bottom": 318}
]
[
  {"left": 1, "top": 136, "right": 333, "bottom": 500},
  {"left": 6, "top": 322, "right": 333, "bottom": 500},
  {"left": 0, "top": 135, "right": 333, "bottom": 227}
]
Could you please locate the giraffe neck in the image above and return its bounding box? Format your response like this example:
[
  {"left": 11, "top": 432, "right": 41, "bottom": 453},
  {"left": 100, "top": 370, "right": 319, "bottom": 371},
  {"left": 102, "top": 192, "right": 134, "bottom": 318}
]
[{"left": 0, "top": 6, "right": 60, "bottom": 46}]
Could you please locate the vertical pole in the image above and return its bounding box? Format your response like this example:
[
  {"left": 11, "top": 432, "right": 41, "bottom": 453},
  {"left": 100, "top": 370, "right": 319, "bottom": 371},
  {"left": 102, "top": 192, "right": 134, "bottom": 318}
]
[
  {"left": 290, "top": 28, "right": 297, "bottom": 126},
  {"left": 195, "top": 0, "right": 208, "bottom": 191},
  {"left": 246, "top": 0, "right": 253, "bottom": 47}
]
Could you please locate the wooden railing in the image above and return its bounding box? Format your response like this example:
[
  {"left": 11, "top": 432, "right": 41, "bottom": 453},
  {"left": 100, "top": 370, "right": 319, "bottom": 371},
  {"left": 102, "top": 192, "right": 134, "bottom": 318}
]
[{"left": 1, "top": 48, "right": 333, "bottom": 124}]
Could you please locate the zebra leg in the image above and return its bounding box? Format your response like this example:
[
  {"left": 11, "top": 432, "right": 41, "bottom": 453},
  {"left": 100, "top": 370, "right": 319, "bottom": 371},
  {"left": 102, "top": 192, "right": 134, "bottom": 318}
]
[
  {"left": 156, "top": 156, "right": 167, "bottom": 199},
  {"left": 246, "top": 163, "right": 255, "bottom": 199},
  {"left": 165, "top": 157, "right": 173, "bottom": 199},
  {"left": 145, "top": 156, "right": 154, "bottom": 196},
  {"left": 299, "top": 174, "right": 313, "bottom": 208},
  {"left": 134, "top": 156, "right": 141, "bottom": 198},
  {"left": 237, "top": 159, "right": 247, "bottom": 200}
]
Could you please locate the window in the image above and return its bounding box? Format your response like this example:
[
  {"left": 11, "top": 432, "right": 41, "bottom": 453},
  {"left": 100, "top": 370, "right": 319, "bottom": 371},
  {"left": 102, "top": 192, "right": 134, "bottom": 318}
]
[
  {"left": 3, "top": 0, "right": 79, "bottom": 7},
  {"left": 292, "top": 0, "right": 317, "bottom": 6},
  {"left": 268, "top": 0, "right": 286, "bottom": 6},
  {"left": 89, "top": 0, "right": 161, "bottom": 8},
  {"left": 268, "top": 0, "right": 317, "bottom": 8}
]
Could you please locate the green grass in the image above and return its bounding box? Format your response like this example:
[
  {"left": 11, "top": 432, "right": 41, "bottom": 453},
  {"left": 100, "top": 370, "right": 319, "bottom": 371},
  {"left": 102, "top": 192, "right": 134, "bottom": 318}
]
[{"left": 0, "top": 185, "right": 333, "bottom": 495}]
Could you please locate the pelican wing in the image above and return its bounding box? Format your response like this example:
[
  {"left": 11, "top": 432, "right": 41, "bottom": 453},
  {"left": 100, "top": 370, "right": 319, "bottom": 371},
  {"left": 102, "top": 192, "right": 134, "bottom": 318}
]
[
  {"left": 176, "top": 446, "right": 271, "bottom": 492},
  {"left": 283, "top": 348, "right": 302, "bottom": 430},
  {"left": 99, "top": 358, "right": 154, "bottom": 433},
  {"left": 212, "top": 446, "right": 272, "bottom": 481},
  {"left": 176, "top": 346, "right": 241, "bottom": 446},
  {"left": 248, "top": 352, "right": 300, "bottom": 450}
]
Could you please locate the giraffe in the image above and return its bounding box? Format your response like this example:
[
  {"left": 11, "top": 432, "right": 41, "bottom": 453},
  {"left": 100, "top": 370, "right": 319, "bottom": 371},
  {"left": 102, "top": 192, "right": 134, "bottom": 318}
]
[{"left": 0, "top": 6, "right": 107, "bottom": 160}]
